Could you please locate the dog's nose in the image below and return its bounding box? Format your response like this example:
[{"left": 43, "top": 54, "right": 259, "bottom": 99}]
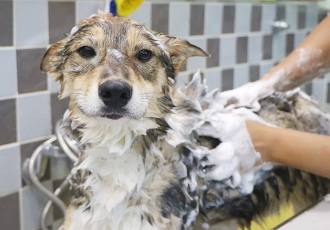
[{"left": 98, "top": 80, "right": 132, "bottom": 108}]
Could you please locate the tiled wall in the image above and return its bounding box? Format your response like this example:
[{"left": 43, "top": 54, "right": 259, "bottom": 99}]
[{"left": 0, "top": 0, "right": 328, "bottom": 229}]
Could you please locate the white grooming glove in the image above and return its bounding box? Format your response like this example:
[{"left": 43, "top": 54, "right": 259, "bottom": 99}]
[
  {"left": 219, "top": 80, "right": 275, "bottom": 110},
  {"left": 198, "top": 107, "right": 273, "bottom": 194}
]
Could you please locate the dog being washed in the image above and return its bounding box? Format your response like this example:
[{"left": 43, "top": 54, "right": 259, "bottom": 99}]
[{"left": 41, "top": 11, "right": 330, "bottom": 230}]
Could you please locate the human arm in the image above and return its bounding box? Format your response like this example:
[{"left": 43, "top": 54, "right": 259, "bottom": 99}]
[
  {"left": 246, "top": 120, "right": 330, "bottom": 178},
  {"left": 220, "top": 16, "right": 330, "bottom": 106},
  {"left": 261, "top": 15, "right": 330, "bottom": 92}
]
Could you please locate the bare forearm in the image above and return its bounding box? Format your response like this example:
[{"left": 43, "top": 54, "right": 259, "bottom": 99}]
[
  {"left": 261, "top": 16, "right": 330, "bottom": 92},
  {"left": 246, "top": 120, "right": 330, "bottom": 178}
]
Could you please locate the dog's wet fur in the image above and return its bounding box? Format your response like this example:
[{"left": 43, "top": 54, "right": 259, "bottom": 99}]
[{"left": 41, "top": 12, "right": 330, "bottom": 230}]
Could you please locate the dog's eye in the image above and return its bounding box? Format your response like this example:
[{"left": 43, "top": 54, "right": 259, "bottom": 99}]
[
  {"left": 77, "top": 46, "right": 96, "bottom": 58},
  {"left": 136, "top": 49, "right": 153, "bottom": 63}
]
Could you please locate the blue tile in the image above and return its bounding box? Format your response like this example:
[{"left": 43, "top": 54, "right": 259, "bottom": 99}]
[
  {"left": 204, "top": 3, "right": 222, "bottom": 36},
  {"left": 18, "top": 93, "right": 52, "bottom": 141},
  {"left": 21, "top": 181, "right": 53, "bottom": 230},
  {"left": 0, "top": 145, "right": 21, "bottom": 196},
  {"left": 169, "top": 2, "right": 190, "bottom": 37},
  {"left": 186, "top": 38, "right": 206, "bottom": 71},
  {"left": 129, "top": 2, "right": 151, "bottom": 28},
  {"left": 0, "top": 48, "right": 17, "bottom": 97},
  {"left": 220, "top": 36, "right": 236, "bottom": 67},
  {"left": 15, "top": 0, "right": 48, "bottom": 47},
  {"left": 261, "top": 3, "right": 276, "bottom": 33},
  {"left": 76, "top": 1, "right": 105, "bottom": 22},
  {"left": 234, "top": 64, "right": 249, "bottom": 87},
  {"left": 235, "top": 3, "right": 252, "bottom": 33}
]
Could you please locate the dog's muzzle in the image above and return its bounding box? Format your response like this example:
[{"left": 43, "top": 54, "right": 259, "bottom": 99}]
[{"left": 98, "top": 80, "right": 132, "bottom": 119}]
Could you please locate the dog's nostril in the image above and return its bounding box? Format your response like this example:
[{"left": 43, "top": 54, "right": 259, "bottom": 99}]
[
  {"left": 99, "top": 80, "right": 132, "bottom": 108},
  {"left": 100, "top": 90, "right": 112, "bottom": 99},
  {"left": 120, "top": 91, "right": 131, "bottom": 99}
]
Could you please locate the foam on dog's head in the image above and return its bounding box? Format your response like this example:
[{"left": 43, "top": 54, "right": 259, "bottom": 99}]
[{"left": 41, "top": 11, "right": 208, "bottom": 124}]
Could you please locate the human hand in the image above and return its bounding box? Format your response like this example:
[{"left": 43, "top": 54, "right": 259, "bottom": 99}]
[
  {"left": 197, "top": 107, "right": 274, "bottom": 194},
  {"left": 219, "top": 79, "right": 276, "bottom": 110}
]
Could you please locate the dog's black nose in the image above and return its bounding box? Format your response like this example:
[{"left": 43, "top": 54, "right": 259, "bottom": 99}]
[{"left": 98, "top": 80, "right": 132, "bottom": 108}]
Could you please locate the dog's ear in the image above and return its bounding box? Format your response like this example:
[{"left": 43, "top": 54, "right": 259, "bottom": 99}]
[
  {"left": 41, "top": 39, "right": 71, "bottom": 99},
  {"left": 157, "top": 34, "right": 210, "bottom": 71}
]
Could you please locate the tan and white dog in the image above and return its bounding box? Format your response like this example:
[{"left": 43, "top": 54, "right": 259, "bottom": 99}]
[{"left": 41, "top": 11, "right": 330, "bottom": 230}]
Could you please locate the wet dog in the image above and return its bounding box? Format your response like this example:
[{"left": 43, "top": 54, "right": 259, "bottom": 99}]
[{"left": 41, "top": 11, "right": 330, "bottom": 230}]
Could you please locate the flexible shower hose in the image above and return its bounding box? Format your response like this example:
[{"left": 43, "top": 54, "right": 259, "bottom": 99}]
[{"left": 28, "top": 120, "right": 79, "bottom": 230}]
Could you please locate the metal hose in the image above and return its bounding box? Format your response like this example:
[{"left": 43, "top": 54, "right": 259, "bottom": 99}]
[
  {"left": 41, "top": 173, "right": 72, "bottom": 230},
  {"left": 28, "top": 137, "right": 68, "bottom": 223},
  {"left": 55, "top": 120, "right": 79, "bottom": 163},
  {"left": 28, "top": 120, "right": 80, "bottom": 229}
]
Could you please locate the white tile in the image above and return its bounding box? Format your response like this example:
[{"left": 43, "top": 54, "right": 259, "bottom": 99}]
[
  {"left": 204, "top": 3, "right": 222, "bottom": 36},
  {"left": 176, "top": 73, "right": 190, "bottom": 87},
  {"left": 129, "top": 1, "right": 151, "bottom": 28},
  {"left": 312, "top": 80, "right": 326, "bottom": 104},
  {"left": 205, "top": 69, "right": 221, "bottom": 91},
  {"left": 325, "top": 73, "right": 330, "bottom": 81},
  {"left": 76, "top": 1, "right": 105, "bottom": 22},
  {"left": 272, "top": 32, "right": 286, "bottom": 61},
  {"left": 325, "top": 104, "right": 330, "bottom": 112},
  {"left": 261, "top": 3, "right": 276, "bottom": 33},
  {"left": 234, "top": 64, "right": 249, "bottom": 88},
  {"left": 294, "top": 31, "right": 306, "bottom": 48},
  {"left": 169, "top": 2, "right": 190, "bottom": 37},
  {"left": 220, "top": 36, "right": 236, "bottom": 67},
  {"left": 21, "top": 181, "right": 53, "bottom": 230},
  {"left": 187, "top": 38, "right": 206, "bottom": 71},
  {"left": 0, "top": 48, "right": 17, "bottom": 97},
  {"left": 286, "top": 4, "right": 298, "bottom": 30},
  {"left": 248, "top": 34, "right": 262, "bottom": 64},
  {"left": 235, "top": 3, "right": 252, "bottom": 33},
  {"left": 15, "top": 0, "right": 48, "bottom": 47},
  {"left": 48, "top": 75, "right": 61, "bottom": 93},
  {"left": 0, "top": 145, "right": 20, "bottom": 196},
  {"left": 18, "top": 93, "right": 52, "bottom": 141}
]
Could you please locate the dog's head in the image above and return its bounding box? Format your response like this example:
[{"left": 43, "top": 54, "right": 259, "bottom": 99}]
[{"left": 41, "top": 11, "right": 208, "bottom": 123}]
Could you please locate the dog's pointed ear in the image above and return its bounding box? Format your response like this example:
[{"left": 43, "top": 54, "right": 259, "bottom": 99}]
[
  {"left": 41, "top": 38, "right": 71, "bottom": 99},
  {"left": 41, "top": 38, "right": 67, "bottom": 73},
  {"left": 157, "top": 34, "right": 210, "bottom": 71}
]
